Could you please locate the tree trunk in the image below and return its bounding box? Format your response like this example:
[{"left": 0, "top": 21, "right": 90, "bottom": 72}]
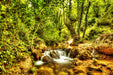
[
  {"left": 64, "top": 0, "right": 78, "bottom": 43},
  {"left": 68, "top": 0, "right": 78, "bottom": 42},
  {"left": 77, "top": 0, "right": 84, "bottom": 39},
  {"left": 58, "top": 11, "right": 62, "bottom": 37},
  {"left": 83, "top": 1, "right": 91, "bottom": 38},
  {"left": 65, "top": 20, "right": 77, "bottom": 40}
]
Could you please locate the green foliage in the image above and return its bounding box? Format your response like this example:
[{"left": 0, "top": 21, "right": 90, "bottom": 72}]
[
  {"left": 85, "top": 25, "right": 112, "bottom": 40},
  {"left": 0, "top": 0, "right": 113, "bottom": 74}
]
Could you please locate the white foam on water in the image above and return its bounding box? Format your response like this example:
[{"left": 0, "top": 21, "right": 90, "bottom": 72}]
[
  {"left": 35, "top": 61, "right": 44, "bottom": 66},
  {"left": 35, "top": 49, "right": 73, "bottom": 66},
  {"left": 57, "top": 50, "right": 66, "bottom": 56},
  {"left": 54, "top": 50, "right": 73, "bottom": 64},
  {"left": 43, "top": 51, "right": 50, "bottom": 56},
  {"left": 54, "top": 56, "right": 73, "bottom": 64}
]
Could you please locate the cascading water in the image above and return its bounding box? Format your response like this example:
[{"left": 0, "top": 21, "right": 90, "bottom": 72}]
[
  {"left": 53, "top": 50, "right": 73, "bottom": 64},
  {"left": 35, "top": 39, "right": 74, "bottom": 66},
  {"left": 35, "top": 49, "right": 73, "bottom": 66}
]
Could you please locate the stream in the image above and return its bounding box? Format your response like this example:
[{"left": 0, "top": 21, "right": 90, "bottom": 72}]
[
  {"left": 35, "top": 49, "right": 74, "bottom": 66},
  {"left": 35, "top": 49, "right": 75, "bottom": 75}
]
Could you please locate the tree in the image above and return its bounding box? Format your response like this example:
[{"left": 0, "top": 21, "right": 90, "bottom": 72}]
[
  {"left": 77, "top": 0, "right": 85, "bottom": 39},
  {"left": 83, "top": 0, "right": 91, "bottom": 38}
]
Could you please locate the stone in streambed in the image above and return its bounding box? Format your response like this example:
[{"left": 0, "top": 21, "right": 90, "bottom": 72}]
[
  {"left": 70, "top": 48, "right": 79, "bottom": 58},
  {"left": 58, "top": 71, "right": 68, "bottom": 75},
  {"left": 50, "top": 51, "right": 60, "bottom": 59},
  {"left": 42, "top": 56, "right": 54, "bottom": 63},
  {"left": 77, "top": 50, "right": 92, "bottom": 60},
  {"left": 93, "top": 33, "right": 113, "bottom": 55},
  {"left": 63, "top": 48, "right": 72, "bottom": 56},
  {"left": 37, "top": 67, "right": 54, "bottom": 75}
]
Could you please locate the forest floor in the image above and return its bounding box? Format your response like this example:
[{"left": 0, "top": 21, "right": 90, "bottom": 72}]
[{"left": 2, "top": 33, "right": 113, "bottom": 75}]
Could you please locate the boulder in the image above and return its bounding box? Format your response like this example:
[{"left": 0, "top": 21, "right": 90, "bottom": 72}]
[
  {"left": 63, "top": 48, "right": 72, "bottom": 56},
  {"left": 20, "top": 55, "right": 33, "bottom": 72},
  {"left": 77, "top": 50, "right": 92, "bottom": 60},
  {"left": 8, "top": 54, "right": 33, "bottom": 75},
  {"left": 93, "top": 33, "right": 113, "bottom": 55},
  {"left": 31, "top": 49, "right": 43, "bottom": 61},
  {"left": 42, "top": 56, "right": 54, "bottom": 63},
  {"left": 50, "top": 51, "right": 60, "bottom": 59},
  {"left": 58, "top": 72, "right": 68, "bottom": 75},
  {"left": 70, "top": 49, "right": 79, "bottom": 58},
  {"left": 95, "top": 46, "right": 113, "bottom": 55},
  {"left": 37, "top": 67, "right": 54, "bottom": 75}
]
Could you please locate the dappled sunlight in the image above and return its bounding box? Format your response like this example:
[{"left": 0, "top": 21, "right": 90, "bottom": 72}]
[
  {"left": 67, "top": 39, "right": 73, "bottom": 45},
  {"left": 67, "top": 39, "right": 73, "bottom": 49},
  {"left": 0, "top": 0, "right": 113, "bottom": 74},
  {"left": 67, "top": 1, "right": 74, "bottom": 5},
  {"left": 68, "top": 45, "right": 72, "bottom": 49},
  {"left": 29, "top": 3, "right": 32, "bottom": 7}
]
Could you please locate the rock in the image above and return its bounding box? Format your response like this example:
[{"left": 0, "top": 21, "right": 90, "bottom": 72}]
[
  {"left": 34, "top": 38, "right": 47, "bottom": 49},
  {"left": 70, "top": 48, "right": 79, "bottom": 58},
  {"left": 73, "top": 68, "right": 85, "bottom": 74},
  {"left": 95, "top": 46, "right": 113, "bottom": 55},
  {"left": 92, "top": 33, "right": 113, "bottom": 55},
  {"left": 37, "top": 67, "right": 54, "bottom": 75},
  {"left": 8, "top": 66, "right": 22, "bottom": 75},
  {"left": 77, "top": 50, "right": 92, "bottom": 60},
  {"left": 87, "top": 71, "right": 102, "bottom": 75},
  {"left": 67, "top": 69, "right": 74, "bottom": 75},
  {"left": 58, "top": 71, "right": 68, "bottom": 75},
  {"left": 19, "top": 55, "right": 33, "bottom": 73},
  {"left": 87, "top": 66, "right": 102, "bottom": 72},
  {"left": 8, "top": 54, "right": 33, "bottom": 75},
  {"left": 50, "top": 51, "right": 60, "bottom": 59},
  {"left": 74, "top": 58, "right": 82, "bottom": 66},
  {"left": 29, "top": 67, "right": 37, "bottom": 74},
  {"left": 42, "top": 56, "right": 54, "bottom": 63},
  {"left": 63, "top": 48, "right": 72, "bottom": 56},
  {"left": 97, "top": 54, "right": 113, "bottom": 60},
  {"left": 78, "top": 43, "right": 92, "bottom": 51},
  {"left": 31, "top": 48, "right": 44, "bottom": 61}
]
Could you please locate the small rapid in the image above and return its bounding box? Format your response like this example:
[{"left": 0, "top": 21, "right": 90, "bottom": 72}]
[{"left": 35, "top": 49, "right": 73, "bottom": 66}]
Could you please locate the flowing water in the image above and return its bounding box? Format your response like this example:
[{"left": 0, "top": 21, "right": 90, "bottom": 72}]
[
  {"left": 34, "top": 39, "right": 74, "bottom": 75},
  {"left": 35, "top": 49, "right": 73, "bottom": 66}
]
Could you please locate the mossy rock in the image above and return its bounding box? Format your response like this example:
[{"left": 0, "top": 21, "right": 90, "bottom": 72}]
[
  {"left": 37, "top": 67, "right": 54, "bottom": 75},
  {"left": 93, "top": 33, "right": 113, "bottom": 55}
]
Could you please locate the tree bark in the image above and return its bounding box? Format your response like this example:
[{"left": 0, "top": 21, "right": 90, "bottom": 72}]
[
  {"left": 83, "top": 1, "right": 91, "bottom": 38},
  {"left": 77, "top": 0, "right": 84, "bottom": 39},
  {"left": 64, "top": 0, "right": 78, "bottom": 43}
]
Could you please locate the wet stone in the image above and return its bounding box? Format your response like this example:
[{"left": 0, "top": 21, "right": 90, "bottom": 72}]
[
  {"left": 50, "top": 51, "right": 60, "bottom": 59},
  {"left": 42, "top": 56, "right": 54, "bottom": 63}
]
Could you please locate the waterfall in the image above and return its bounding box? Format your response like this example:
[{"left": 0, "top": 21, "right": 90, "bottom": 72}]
[
  {"left": 53, "top": 50, "right": 73, "bottom": 64},
  {"left": 35, "top": 49, "right": 73, "bottom": 66}
]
